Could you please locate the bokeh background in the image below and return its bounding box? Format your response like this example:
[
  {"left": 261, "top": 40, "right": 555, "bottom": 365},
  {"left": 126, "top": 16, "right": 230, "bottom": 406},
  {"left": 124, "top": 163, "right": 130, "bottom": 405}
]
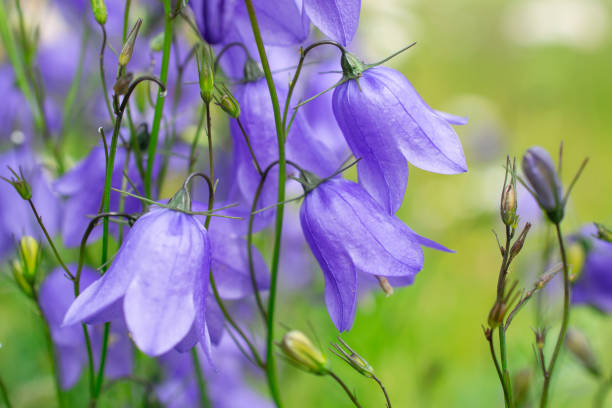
[{"left": 1, "top": 0, "right": 612, "bottom": 406}]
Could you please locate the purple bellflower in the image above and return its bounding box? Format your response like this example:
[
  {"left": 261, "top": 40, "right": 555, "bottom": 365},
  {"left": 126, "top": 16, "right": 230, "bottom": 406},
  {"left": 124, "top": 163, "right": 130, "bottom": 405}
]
[
  {"left": 39, "top": 266, "right": 132, "bottom": 389},
  {"left": 570, "top": 227, "right": 612, "bottom": 313},
  {"left": 63, "top": 187, "right": 213, "bottom": 357},
  {"left": 190, "top": 0, "right": 239, "bottom": 44},
  {"left": 298, "top": 175, "right": 452, "bottom": 331},
  {"left": 304, "top": 0, "right": 361, "bottom": 46},
  {"left": 332, "top": 54, "right": 467, "bottom": 214}
]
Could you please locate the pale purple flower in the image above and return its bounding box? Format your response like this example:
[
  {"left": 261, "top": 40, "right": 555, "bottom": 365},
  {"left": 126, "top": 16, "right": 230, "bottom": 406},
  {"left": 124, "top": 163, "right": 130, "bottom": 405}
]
[
  {"left": 63, "top": 206, "right": 213, "bottom": 357},
  {"left": 522, "top": 146, "right": 564, "bottom": 222},
  {"left": 39, "top": 266, "right": 132, "bottom": 389},
  {"left": 304, "top": 0, "right": 361, "bottom": 46},
  {"left": 190, "top": 0, "right": 239, "bottom": 44},
  {"left": 299, "top": 177, "right": 451, "bottom": 331},
  {"left": 333, "top": 65, "right": 467, "bottom": 213}
]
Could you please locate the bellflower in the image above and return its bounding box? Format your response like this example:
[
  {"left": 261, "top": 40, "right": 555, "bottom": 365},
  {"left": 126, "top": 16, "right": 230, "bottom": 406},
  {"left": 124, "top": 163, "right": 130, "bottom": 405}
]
[
  {"left": 303, "top": 0, "right": 361, "bottom": 46},
  {"left": 39, "top": 266, "right": 132, "bottom": 388},
  {"left": 63, "top": 196, "right": 213, "bottom": 356},
  {"left": 570, "top": 227, "right": 612, "bottom": 312},
  {"left": 299, "top": 176, "right": 451, "bottom": 331},
  {"left": 332, "top": 59, "right": 467, "bottom": 214},
  {"left": 521, "top": 146, "right": 564, "bottom": 222},
  {"left": 190, "top": 0, "right": 239, "bottom": 44}
]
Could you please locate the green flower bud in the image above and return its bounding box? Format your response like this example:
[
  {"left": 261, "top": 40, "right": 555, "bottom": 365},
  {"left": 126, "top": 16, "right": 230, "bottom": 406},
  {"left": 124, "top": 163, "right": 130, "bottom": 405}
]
[
  {"left": 330, "top": 337, "right": 375, "bottom": 378},
  {"left": 243, "top": 57, "right": 263, "bottom": 83},
  {"left": 149, "top": 33, "right": 164, "bottom": 53},
  {"left": 565, "top": 328, "right": 601, "bottom": 377},
  {"left": 11, "top": 236, "right": 40, "bottom": 297},
  {"left": 566, "top": 242, "right": 586, "bottom": 282},
  {"left": 196, "top": 43, "right": 215, "bottom": 104},
  {"left": 90, "top": 0, "right": 108, "bottom": 25},
  {"left": 594, "top": 223, "right": 612, "bottom": 243},
  {"left": 214, "top": 84, "right": 240, "bottom": 118},
  {"left": 1, "top": 166, "right": 32, "bottom": 200},
  {"left": 279, "top": 330, "right": 328, "bottom": 375},
  {"left": 119, "top": 18, "right": 142, "bottom": 67},
  {"left": 340, "top": 51, "right": 366, "bottom": 80}
]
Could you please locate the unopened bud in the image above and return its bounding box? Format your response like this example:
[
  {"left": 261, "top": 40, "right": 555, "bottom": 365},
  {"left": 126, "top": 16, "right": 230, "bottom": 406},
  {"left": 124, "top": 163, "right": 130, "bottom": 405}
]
[
  {"left": 90, "top": 0, "right": 107, "bottom": 25},
  {"left": 501, "top": 183, "right": 517, "bottom": 227},
  {"left": 566, "top": 242, "right": 585, "bottom": 282},
  {"left": 243, "top": 57, "right": 264, "bottom": 83},
  {"left": 196, "top": 43, "right": 215, "bottom": 104},
  {"left": 488, "top": 301, "right": 507, "bottom": 329},
  {"left": 11, "top": 236, "right": 40, "bottom": 297},
  {"left": 522, "top": 147, "right": 564, "bottom": 223},
  {"left": 279, "top": 330, "right": 328, "bottom": 375},
  {"left": 508, "top": 223, "right": 531, "bottom": 262},
  {"left": 512, "top": 368, "right": 532, "bottom": 406},
  {"left": 534, "top": 328, "right": 546, "bottom": 349},
  {"left": 340, "top": 51, "right": 366, "bottom": 80},
  {"left": 149, "top": 32, "right": 164, "bottom": 53},
  {"left": 375, "top": 276, "right": 394, "bottom": 297},
  {"left": 119, "top": 18, "right": 142, "bottom": 67},
  {"left": 214, "top": 85, "right": 240, "bottom": 118},
  {"left": 330, "top": 337, "right": 375, "bottom": 378},
  {"left": 566, "top": 328, "right": 601, "bottom": 377},
  {"left": 1, "top": 166, "right": 32, "bottom": 200},
  {"left": 594, "top": 223, "right": 612, "bottom": 243},
  {"left": 113, "top": 72, "right": 134, "bottom": 95}
]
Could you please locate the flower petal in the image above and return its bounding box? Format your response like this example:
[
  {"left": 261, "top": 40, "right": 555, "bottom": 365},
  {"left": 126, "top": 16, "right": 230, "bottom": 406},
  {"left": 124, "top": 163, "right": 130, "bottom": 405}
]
[{"left": 304, "top": 0, "right": 360, "bottom": 46}]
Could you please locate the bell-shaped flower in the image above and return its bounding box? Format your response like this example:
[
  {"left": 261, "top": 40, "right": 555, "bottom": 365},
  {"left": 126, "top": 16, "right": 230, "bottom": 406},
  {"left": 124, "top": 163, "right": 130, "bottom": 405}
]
[
  {"left": 332, "top": 57, "right": 467, "bottom": 214},
  {"left": 303, "top": 0, "right": 361, "bottom": 46},
  {"left": 299, "top": 176, "right": 451, "bottom": 331},
  {"left": 39, "top": 266, "right": 132, "bottom": 389},
  {"left": 521, "top": 146, "right": 564, "bottom": 223},
  {"left": 190, "top": 0, "right": 239, "bottom": 44},
  {"left": 63, "top": 190, "right": 213, "bottom": 356}
]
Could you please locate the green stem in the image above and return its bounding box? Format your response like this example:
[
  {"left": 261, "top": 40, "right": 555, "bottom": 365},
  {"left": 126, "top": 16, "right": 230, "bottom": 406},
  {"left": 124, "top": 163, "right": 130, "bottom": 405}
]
[
  {"left": 594, "top": 376, "right": 612, "bottom": 408},
  {"left": 122, "top": 0, "right": 132, "bottom": 42},
  {"left": 540, "top": 223, "right": 571, "bottom": 408},
  {"left": 499, "top": 327, "right": 514, "bottom": 408},
  {"left": 188, "top": 105, "right": 206, "bottom": 173},
  {"left": 0, "top": 374, "right": 12, "bottom": 408},
  {"left": 97, "top": 23, "right": 115, "bottom": 124},
  {"left": 191, "top": 349, "right": 211, "bottom": 408},
  {"left": 145, "top": 0, "right": 173, "bottom": 199},
  {"left": 329, "top": 371, "right": 363, "bottom": 408},
  {"left": 93, "top": 322, "right": 111, "bottom": 397},
  {"left": 372, "top": 375, "right": 392, "bottom": 408},
  {"left": 243, "top": 1, "right": 286, "bottom": 405}
]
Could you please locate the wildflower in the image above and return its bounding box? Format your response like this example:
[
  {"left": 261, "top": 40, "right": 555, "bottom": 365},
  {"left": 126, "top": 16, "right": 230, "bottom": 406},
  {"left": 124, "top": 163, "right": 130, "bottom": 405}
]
[
  {"left": 279, "top": 330, "right": 328, "bottom": 375},
  {"left": 63, "top": 186, "right": 213, "bottom": 356},
  {"left": 39, "top": 267, "right": 132, "bottom": 389},
  {"left": 303, "top": 0, "right": 361, "bottom": 46},
  {"left": 332, "top": 57, "right": 467, "bottom": 214},
  {"left": 521, "top": 146, "right": 564, "bottom": 223},
  {"left": 299, "top": 176, "right": 452, "bottom": 331}
]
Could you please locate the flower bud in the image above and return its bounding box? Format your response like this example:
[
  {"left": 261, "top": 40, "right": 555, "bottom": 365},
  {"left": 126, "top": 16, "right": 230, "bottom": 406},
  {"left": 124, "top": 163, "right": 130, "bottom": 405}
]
[
  {"left": 566, "top": 242, "right": 585, "bottom": 282},
  {"left": 90, "top": 0, "right": 107, "bottom": 25},
  {"left": 594, "top": 223, "right": 612, "bottom": 243},
  {"left": 243, "top": 57, "right": 264, "bottom": 83},
  {"left": 501, "top": 183, "right": 517, "bottom": 226},
  {"left": 488, "top": 300, "right": 507, "bottom": 329},
  {"left": 214, "top": 84, "right": 240, "bottom": 118},
  {"left": 340, "top": 51, "right": 366, "bottom": 80},
  {"left": 522, "top": 147, "right": 564, "bottom": 223},
  {"left": 279, "top": 330, "right": 328, "bottom": 375},
  {"left": 1, "top": 166, "right": 32, "bottom": 200},
  {"left": 330, "top": 337, "right": 375, "bottom": 378},
  {"left": 113, "top": 72, "right": 134, "bottom": 95},
  {"left": 565, "top": 328, "right": 601, "bottom": 377},
  {"left": 149, "top": 32, "right": 164, "bottom": 53},
  {"left": 11, "top": 236, "right": 40, "bottom": 297},
  {"left": 119, "top": 18, "right": 142, "bottom": 67},
  {"left": 196, "top": 43, "right": 215, "bottom": 104}
]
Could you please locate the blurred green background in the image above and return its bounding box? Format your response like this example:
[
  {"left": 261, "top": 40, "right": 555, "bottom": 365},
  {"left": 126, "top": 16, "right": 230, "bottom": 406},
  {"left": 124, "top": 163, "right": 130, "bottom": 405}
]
[{"left": 2, "top": 0, "right": 612, "bottom": 406}]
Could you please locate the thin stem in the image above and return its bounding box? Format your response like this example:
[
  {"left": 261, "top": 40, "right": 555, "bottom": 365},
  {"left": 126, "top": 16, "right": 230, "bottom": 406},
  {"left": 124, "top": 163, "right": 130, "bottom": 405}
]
[
  {"left": 145, "top": 0, "right": 173, "bottom": 198},
  {"left": 188, "top": 105, "right": 206, "bottom": 173},
  {"left": 236, "top": 117, "right": 263, "bottom": 175},
  {"left": 328, "top": 371, "right": 363, "bottom": 408},
  {"left": 122, "top": 0, "right": 132, "bottom": 42},
  {"left": 27, "top": 199, "right": 74, "bottom": 280},
  {"left": 372, "top": 375, "right": 392, "bottom": 408},
  {"left": 191, "top": 349, "right": 211, "bottom": 408},
  {"left": 498, "top": 327, "right": 514, "bottom": 408},
  {"left": 540, "top": 223, "right": 571, "bottom": 408},
  {"left": 243, "top": 1, "right": 286, "bottom": 405},
  {"left": 0, "top": 374, "right": 12, "bottom": 408},
  {"left": 205, "top": 102, "right": 213, "bottom": 191},
  {"left": 487, "top": 331, "right": 510, "bottom": 405},
  {"left": 98, "top": 23, "right": 115, "bottom": 124}
]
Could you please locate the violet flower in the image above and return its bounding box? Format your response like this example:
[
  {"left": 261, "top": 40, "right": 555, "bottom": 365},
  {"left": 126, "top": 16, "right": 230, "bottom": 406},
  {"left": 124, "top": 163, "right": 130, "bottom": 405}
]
[
  {"left": 522, "top": 146, "right": 564, "bottom": 222},
  {"left": 333, "top": 61, "right": 467, "bottom": 214},
  {"left": 190, "top": 0, "right": 239, "bottom": 44},
  {"left": 63, "top": 201, "right": 213, "bottom": 357},
  {"left": 39, "top": 266, "right": 132, "bottom": 389},
  {"left": 570, "top": 227, "right": 612, "bottom": 313},
  {"left": 304, "top": 0, "right": 361, "bottom": 46},
  {"left": 299, "top": 176, "right": 451, "bottom": 331}
]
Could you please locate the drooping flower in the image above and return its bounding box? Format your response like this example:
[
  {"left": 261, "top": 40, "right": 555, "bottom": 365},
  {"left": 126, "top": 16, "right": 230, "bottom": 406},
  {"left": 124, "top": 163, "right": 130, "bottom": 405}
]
[
  {"left": 569, "top": 226, "right": 612, "bottom": 312},
  {"left": 63, "top": 192, "right": 213, "bottom": 356},
  {"left": 332, "top": 58, "right": 467, "bottom": 214},
  {"left": 299, "top": 176, "right": 451, "bottom": 331},
  {"left": 39, "top": 266, "right": 132, "bottom": 389},
  {"left": 303, "top": 0, "right": 361, "bottom": 46},
  {"left": 521, "top": 146, "right": 564, "bottom": 223},
  {"left": 190, "top": 0, "right": 239, "bottom": 44}
]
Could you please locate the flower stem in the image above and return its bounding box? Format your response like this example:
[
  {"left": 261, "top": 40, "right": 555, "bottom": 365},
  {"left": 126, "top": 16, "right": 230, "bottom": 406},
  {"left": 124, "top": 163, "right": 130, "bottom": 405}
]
[
  {"left": 498, "top": 326, "right": 514, "bottom": 408},
  {"left": 191, "top": 349, "right": 211, "bottom": 408},
  {"left": 372, "top": 375, "right": 392, "bottom": 408},
  {"left": 97, "top": 23, "right": 115, "bottom": 124},
  {"left": 540, "top": 223, "right": 571, "bottom": 407},
  {"left": 329, "top": 371, "right": 363, "bottom": 408},
  {"left": 243, "top": 1, "right": 285, "bottom": 405},
  {"left": 188, "top": 105, "right": 206, "bottom": 173},
  {"left": 145, "top": 0, "right": 173, "bottom": 199},
  {"left": 0, "top": 374, "right": 11, "bottom": 408}
]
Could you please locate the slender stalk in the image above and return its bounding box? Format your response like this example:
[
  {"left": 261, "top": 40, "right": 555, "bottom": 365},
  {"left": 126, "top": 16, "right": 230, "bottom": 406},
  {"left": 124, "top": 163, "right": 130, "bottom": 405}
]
[
  {"left": 498, "top": 327, "right": 513, "bottom": 408},
  {"left": 205, "top": 103, "right": 213, "bottom": 189},
  {"left": 486, "top": 330, "right": 510, "bottom": 405},
  {"left": 328, "top": 371, "right": 363, "bottom": 408},
  {"left": 243, "top": 1, "right": 286, "bottom": 405},
  {"left": 188, "top": 105, "right": 206, "bottom": 173},
  {"left": 540, "top": 223, "right": 571, "bottom": 408},
  {"left": 122, "top": 0, "right": 132, "bottom": 42},
  {"left": 97, "top": 23, "right": 115, "bottom": 124},
  {"left": 191, "top": 348, "right": 211, "bottom": 408},
  {"left": 0, "top": 374, "right": 12, "bottom": 408},
  {"left": 372, "top": 375, "right": 392, "bottom": 408},
  {"left": 236, "top": 117, "right": 263, "bottom": 175},
  {"left": 145, "top": 0, "right": 173, "bottom": 198}
]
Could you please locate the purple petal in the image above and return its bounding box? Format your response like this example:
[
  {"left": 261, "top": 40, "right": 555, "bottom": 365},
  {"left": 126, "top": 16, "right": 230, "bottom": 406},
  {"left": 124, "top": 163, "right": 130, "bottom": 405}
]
[
  {"left": 433, "top": 110, "right": 469, "bottom": 126},
  {"left": 304, "top": 0, "right": 360, "bottom": 46}
]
